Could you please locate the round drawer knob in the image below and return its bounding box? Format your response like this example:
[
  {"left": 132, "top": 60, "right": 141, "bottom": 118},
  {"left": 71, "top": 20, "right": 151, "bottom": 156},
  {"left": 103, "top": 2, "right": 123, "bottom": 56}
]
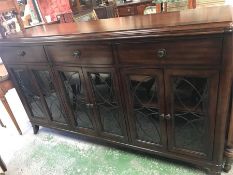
[
  {"left": 17, "top": 51, "right": 26, "bottom": 57},
  {"left": 73, "top": 50, "right": 81, "bottom": 59},
  {"left": 157, "top": 49, "right": 166, "bottom": 58},
  {"left": 165, "top": 114, "right": 171, "bottom": 120}
]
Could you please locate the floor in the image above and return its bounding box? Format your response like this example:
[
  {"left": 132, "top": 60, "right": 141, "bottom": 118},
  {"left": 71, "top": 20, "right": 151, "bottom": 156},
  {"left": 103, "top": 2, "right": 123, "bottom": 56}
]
[{"left": 0, "top": 89, "right": 233, "bottom": 175}]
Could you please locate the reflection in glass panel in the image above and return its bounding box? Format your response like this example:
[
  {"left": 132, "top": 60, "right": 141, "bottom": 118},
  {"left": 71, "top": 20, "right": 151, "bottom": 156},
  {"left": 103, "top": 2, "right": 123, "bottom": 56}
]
[
  {"left": 12, "top": 69, "right": 45, "bottom": 118},
  {"left": 129, "top": 75, "right": 161, "bottom": 144},
  {"left": 60, "top": 71, "right": 93, "bottom": 129},
  {"left": 89, "top": 73, "right": 123, "bottom": 135},
  {"left": 33, "top": 70, "right": 66, "bottom": 123},
  {"left": 173, "top": 77, "right": 208, "bottom": 153}
]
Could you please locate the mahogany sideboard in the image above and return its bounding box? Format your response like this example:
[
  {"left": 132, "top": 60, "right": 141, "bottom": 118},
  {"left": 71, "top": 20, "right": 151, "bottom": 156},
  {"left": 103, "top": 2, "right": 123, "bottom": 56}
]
[{"left": 0, "top": 6, "right": 232, "bottom": 174}]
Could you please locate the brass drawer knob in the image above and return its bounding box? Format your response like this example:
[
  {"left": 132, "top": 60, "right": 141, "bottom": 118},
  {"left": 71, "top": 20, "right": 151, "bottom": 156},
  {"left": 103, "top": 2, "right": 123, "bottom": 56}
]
[
  {"left": 157, "top": 49, "right": 166, "bottom": 58},
  {"left": 165, "top": 114, "right": 171, "bottom": 120},
  {"left": 73, "top": 50, "right": 81, "bottom": 59},
  {"left": 17, "top": 50, "right": 26, "bottom": 57}
]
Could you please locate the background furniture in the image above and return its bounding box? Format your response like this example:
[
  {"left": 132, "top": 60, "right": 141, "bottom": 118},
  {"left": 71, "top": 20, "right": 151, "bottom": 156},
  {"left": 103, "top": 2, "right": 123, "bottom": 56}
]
[
  {"left": 0, "top": 156, "right": 7, "bottom": 173},
  {"left": 94, "top": 4, "right": 117, "bottom": 19},
  {"left": 117, "top": 0, "right": 153, "bottom": 17},
  {"left": 70, "top": 0, "right": 100, "bottom": 14},
  {"left": 0, "top": 6, "right": 232, "bottom": 175},
  {"left": 0, "top": 64, "right": 22, "bottom": 135},
  {"left": 73, "top": 10, "right": 98, "bottom": 22},
  {"left": 0, "top": 0, "right": 25, "bottom": 36}
]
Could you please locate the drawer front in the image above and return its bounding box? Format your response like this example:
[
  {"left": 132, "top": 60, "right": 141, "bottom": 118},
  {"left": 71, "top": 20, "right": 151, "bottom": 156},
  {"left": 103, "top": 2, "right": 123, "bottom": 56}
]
[
  {"left": 0, "top": 46, "right": 47, "bottom": 64},
  {"left": 46, "top": 44, "right": 113, "bottom": 65},
  {"left": 117, "top": 38, "right": 222, "bottom": 65},
  {"left": 118, "top": 6, "right": 136, "bottom": 16}
]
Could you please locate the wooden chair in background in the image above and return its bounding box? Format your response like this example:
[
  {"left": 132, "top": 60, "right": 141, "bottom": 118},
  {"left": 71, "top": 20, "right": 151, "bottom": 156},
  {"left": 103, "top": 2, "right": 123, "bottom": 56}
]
[
  {"left": 0, "top": 156, "right": 7, "bottom": 173},
  {"left": 0, "top": 63, "right": 22, "bottom": 135},
  {"left": 0, "top": 0, "right": 25, "bottom": 38}
]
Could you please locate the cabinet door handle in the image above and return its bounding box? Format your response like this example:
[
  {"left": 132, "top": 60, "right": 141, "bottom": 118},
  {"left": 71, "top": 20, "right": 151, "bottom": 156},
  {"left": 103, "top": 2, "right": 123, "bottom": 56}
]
[
  {"left": 73, "top": 50, "right": 81, "bottom": 59},
  {"left": 165, "top": 114, "right": 171, "bottom": 120},
  {"left": 17, "top": 50, "right": 26, "bottom": 57},
  {"left": 86, "top": 103, "right": 94, "bottom": 108},
  {"left": 160, "top": 114, "right": 165, "bottom": 119},
  {"left": 157, "top": 49, "right": 166, "bottom": 58}
]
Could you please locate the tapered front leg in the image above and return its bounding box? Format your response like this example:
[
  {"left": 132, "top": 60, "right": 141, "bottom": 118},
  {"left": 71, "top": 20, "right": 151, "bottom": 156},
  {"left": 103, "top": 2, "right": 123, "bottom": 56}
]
[
  {"left": 223, "top": 148, "right": 233, "bottom": 173},
  {"left": 32, "top": 124, "right": 39, "bottom": 134}
]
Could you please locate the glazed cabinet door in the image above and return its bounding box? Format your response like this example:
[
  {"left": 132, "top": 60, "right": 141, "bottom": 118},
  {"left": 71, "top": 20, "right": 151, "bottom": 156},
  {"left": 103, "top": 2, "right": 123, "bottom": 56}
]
[
  {"left": 55, "top": 67, "right": 97, "bottom": 136},
  {"left": 121, "top": 69, "right": 167, "bottom": 150},
  {"left": 29, "top": 66, "right": 70, "bottom": 127},
  {"left": 9, "top": 66, "right": 50, "bottom": 123},
  {"left": 83, "top": 68, "right": 128, "bottom": 142},
  {"left": 164, "top": 69, "right": 219, "bottom": 159}
]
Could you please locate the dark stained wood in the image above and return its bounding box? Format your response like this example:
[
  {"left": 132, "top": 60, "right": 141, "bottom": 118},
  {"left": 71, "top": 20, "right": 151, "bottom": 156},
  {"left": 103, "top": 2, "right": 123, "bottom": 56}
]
[
  {"left": 32, "top": 124, "right": 39, "bottom": 134},
  {"left": 0, "top": 46, "right": 47, "bottom": 64},
  {"left": 45, "top": 43, "right": 113, "bottom": 65},
  {"left": 117, "top": 37, "right": 222, "bottom": 65},
  {"left": 0, "top": 5, "right": 231, "bottom": 44},
  {"left": 213, "top": 32, "right": 233, "bottom": 173},
  {"left": 0, "top": 5, "right": 232, "bottom": 175},
  {"left": 223, "top": 35, "right": 233, "bottom": 172}
]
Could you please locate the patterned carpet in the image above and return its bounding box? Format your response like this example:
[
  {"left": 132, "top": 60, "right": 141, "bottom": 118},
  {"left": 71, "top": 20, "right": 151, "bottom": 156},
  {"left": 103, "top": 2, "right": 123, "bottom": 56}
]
[{"left": 3, "top": 128, "right": 209, "bottom": 175}]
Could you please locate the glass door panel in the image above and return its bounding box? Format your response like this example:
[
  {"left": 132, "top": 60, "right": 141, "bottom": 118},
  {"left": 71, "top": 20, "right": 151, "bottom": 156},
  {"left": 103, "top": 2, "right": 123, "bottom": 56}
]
[
  {"left": 129, "top": 75, "right": 160, "bottom": 144},
  {"left": 88, "top": 72, "right": 123, "bottom": 136},
  {"left": 165, "top": 70, "right": 219, "bottom": 159},
  {"left": 173, "top": 77, "right": 208, "bottom": 152},
  {"left": 122, "top": 69, "right": 166, "bottom": 149},
  {"left": 33, "top": 70, "right": 67, "bottom": 124},
  {"left": 59, "top": 70, "right": 94, "bottom": 129},
  {"left": 11, "top": 68, "right": 47, "bottom": 119}
]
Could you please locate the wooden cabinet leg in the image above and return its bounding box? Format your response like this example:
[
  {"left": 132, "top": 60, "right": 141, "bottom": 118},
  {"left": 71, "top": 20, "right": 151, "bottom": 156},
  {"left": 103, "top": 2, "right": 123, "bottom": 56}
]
[
  {"left": 1, "top": 97, "right": 22, "bottom": 135},
  {"left": 223, "top": 148, "right": 233, "bottom": 173},
  {"left": 206, "top": 165, "right": 222, "bottom": 175},
  {"left": 0, "top": 156, "right": 7, "bottom": 172},
  {"left": 32, "top": 124, "right": 39, "bottom": 134}
]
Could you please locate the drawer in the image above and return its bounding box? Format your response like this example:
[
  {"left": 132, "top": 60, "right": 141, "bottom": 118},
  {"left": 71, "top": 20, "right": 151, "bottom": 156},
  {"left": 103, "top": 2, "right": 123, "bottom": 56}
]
[
  {"left": 0, "top": 46, "right": 47, "bottom": 64},
  {"left": 117, "top": 38, "right": 222, "bottom": 65},
  {"left": 118, "top": 6, "right": 136, "bottom": 16},
  {"left": 45, "top": 44, "right": 113, "bottom": 65}
]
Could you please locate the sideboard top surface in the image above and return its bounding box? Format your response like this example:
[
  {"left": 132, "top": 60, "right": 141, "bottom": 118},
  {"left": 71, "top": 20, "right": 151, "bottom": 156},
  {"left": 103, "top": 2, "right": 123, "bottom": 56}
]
[{"left": 0, "top": 5, "right": 233, "bottom": 44}]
